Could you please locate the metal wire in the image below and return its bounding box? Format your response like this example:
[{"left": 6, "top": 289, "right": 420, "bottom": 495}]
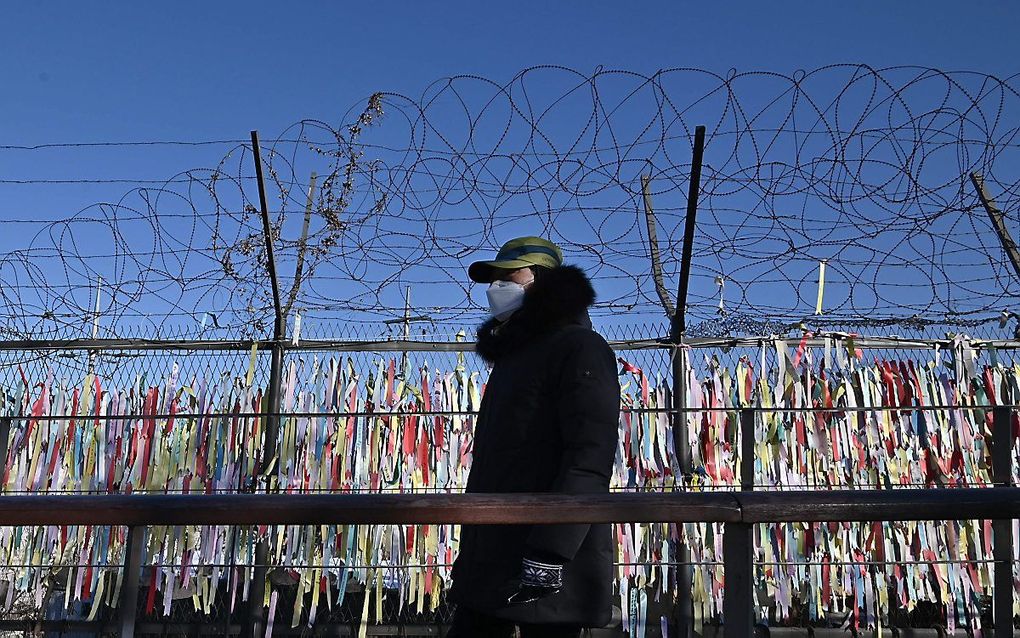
[{"left": 1, "top": 66, "right": 1018, "bottom": 339}]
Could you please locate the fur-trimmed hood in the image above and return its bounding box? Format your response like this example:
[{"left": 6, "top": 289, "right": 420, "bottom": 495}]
[{"left": 476, "top": 265, "right": 596, "bottom": 363}]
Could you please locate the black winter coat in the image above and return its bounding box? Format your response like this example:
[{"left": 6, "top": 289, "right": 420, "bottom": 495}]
[{"left": 449, "top": 265, "right": 621, "bottom": 627}]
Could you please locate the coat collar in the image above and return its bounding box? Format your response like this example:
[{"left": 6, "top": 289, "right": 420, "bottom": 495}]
[{"left": 475, "top": 265, "right": 596, "bottom": 364}]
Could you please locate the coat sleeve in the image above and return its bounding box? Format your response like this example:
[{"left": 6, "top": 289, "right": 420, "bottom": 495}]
[{"left": 525, "top": 330, "right": 620, "bottom": 562}]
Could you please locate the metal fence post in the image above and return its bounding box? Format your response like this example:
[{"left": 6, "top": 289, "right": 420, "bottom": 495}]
[
  {"left": 740, "top": 408, "right": 754, "bottom": 492},
  {"left": 672, "top": 346, "right": 694, "bottom": 638},
  {"left": 0, "top": 417, "right": 10, "bottom": 490},
  {"left": 672, "top": 124, "right": 706, "bottom": 638},
  {"left": 722, "top": 408, "right": 756, "bottom": 638},
  {"left": 723, "top": 520, "right": 754, "bottom": 638},
  {"left": 246, "top": 130, "right": 288, "bottom": 638},
  {"left": 119, "top": 526, "right": 145, "bottom": 638},
  {"left": 992, "top": 406, "right": 1016, "bottom": 638},
  {"left": 250, "top": 129, "right": 287, "bottom": 471}
]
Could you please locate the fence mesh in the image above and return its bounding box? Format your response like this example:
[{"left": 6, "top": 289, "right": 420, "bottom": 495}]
[{"left": 2, "top": 65, "right": 1020, "bottom": 636}]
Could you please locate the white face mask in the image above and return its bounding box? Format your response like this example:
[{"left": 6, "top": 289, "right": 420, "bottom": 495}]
[{"left": 486, "top": 277, "right": 532, "bottom": 320}]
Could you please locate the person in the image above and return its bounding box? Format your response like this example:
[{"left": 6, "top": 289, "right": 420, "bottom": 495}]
[{"left": 447, "top": 236, "right": 621, "bottom": 638}]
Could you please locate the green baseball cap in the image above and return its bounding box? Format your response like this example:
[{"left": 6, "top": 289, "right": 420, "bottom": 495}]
[{"left": 468, "top": 236, "right": 564, "bottom": 283}]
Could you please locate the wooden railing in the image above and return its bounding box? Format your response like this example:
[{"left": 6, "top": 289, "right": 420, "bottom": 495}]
[{"left": 2, "top": 487, "right": 1019, "bottom": 638}]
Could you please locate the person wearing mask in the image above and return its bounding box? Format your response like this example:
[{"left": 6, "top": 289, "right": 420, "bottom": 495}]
[{"left": 448, "top": 236, "right": 620, "bottom": 638}]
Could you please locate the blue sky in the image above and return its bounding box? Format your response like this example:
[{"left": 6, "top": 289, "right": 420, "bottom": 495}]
[
  {"left": 3, "top": 2, "right": 1018, "bottom": 143},
  {"left": 1, "top": 2, "right": 1018, "bottom": 337}
]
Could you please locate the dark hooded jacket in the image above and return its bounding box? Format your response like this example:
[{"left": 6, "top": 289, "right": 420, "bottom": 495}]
[{"left": 449, "top": 265, "right": 620, "bottom": 627}]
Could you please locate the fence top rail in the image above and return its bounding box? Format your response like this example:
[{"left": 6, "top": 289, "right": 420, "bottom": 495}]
[
  {"left": 2, "top": 404, "right": 1016, "bottom": 421},
  {"left": 0, "top": 336, "right": 1016, "bottom": 353},
  {"left": 0, "top": 489, "right": 1017, "bottom": 527},
  {"left": 0, "top": 337, "right": 660, "bottom": 352}
]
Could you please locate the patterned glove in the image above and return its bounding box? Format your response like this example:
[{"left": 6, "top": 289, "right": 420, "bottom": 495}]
[{"left": 507, "top": 557, "right": 563, "bottom": 604}]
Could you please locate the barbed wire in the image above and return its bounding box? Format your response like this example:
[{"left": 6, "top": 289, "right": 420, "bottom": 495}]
[{"left": 0, "top": 65, "right": 1018, "bottom": 339}]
